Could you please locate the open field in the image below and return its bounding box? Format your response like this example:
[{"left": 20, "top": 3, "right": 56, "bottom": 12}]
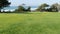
[{"left": 0, "top": 12, "right": 60, "bottom": 34}]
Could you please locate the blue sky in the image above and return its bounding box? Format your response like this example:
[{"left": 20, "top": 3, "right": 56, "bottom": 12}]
[{"left": 9, "top": 0, "right": 60, "bottom": 6}]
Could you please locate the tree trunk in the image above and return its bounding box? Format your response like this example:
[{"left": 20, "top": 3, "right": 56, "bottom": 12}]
[{"left": 0, "top": 9, "right": 1, "bottom": 12}]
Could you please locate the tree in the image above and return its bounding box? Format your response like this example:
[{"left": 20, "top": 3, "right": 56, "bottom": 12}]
[
  {"left": 0, "top": 0, "right": 11, "bottom": 12},
  {"left": 26, "top": 6, "right": 31, "bottom": 11},
  {"left": 15, "top": 5, "right": 31, "bottom": 13},
  {"left": 36, "top": 3, "right": 49, "bottom": 11},
  {"left": 15, "top": 6, "right": 25, "bottom": 12},
  {"left": 50, "top": 3, "right": 59, "bottom": 12}
]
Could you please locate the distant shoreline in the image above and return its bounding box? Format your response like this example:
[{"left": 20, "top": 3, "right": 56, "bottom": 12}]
[{"left": 1, "top": 6, "right": 38, "bottom": 11}]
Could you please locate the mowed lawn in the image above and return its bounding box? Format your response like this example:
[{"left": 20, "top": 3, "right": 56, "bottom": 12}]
[{"left": 0, "top": 12, "right": 60, "bottom": 34}]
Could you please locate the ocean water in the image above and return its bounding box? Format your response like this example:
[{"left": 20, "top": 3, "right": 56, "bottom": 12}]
[
  {"left": 2, "top": 6, "right": 38, "bottom": 11},
  {"left": 2, "top": 6, "right": 18, "bottom": 11}
]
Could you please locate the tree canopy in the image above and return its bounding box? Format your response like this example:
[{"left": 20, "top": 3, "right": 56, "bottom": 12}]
[
  {"left": 50, "top": 3, "right": 59, "bottom": 12},
  {"left": 0, "top": 0, "right": 11, "bottom": 12},
  {"left": 36, "top": 3, "right": 49, "bottom": 11}
]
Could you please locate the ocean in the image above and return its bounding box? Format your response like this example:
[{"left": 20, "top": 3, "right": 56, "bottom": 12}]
[{"left": 2, "top": 6, "right": 38, "bottom": 11}]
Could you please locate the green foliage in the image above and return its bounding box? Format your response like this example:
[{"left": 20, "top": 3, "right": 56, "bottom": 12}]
[
  {"left": 15, "top": 6, "right": 25, "bottom": 12},
  {"left": 36, "top": 3, "right": 59, "bottom": 12},
  {"left": 27, "top": 6, "right": 31, "bottom": 11},
  {"left": 36, "top": 3, "right": 49, "bottom": 11},
  {"left": 15, "top": 6, "right": 31, "bottom": 13},
  {"left": 0, "top": 0, "right": 11, "bottom": 12},
  {"left": 50, "top": 3, "right": 58, "bottom": 12}
]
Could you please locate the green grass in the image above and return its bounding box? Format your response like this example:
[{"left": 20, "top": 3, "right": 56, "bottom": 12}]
[{"left": 0, "top": 12, "right": 60, "bottom": 34}]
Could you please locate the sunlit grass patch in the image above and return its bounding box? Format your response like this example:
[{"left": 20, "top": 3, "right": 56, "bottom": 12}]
[{"left": 0, "top": 12, "right": 60, "bottom": 34}]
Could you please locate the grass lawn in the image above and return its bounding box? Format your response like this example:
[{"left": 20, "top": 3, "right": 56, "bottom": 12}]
[{"left": 0, "top": 12, "right": 60, "bottom": 34}]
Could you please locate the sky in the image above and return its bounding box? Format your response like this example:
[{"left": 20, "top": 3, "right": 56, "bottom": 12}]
[{"left": 9, "top": 0, "right": 60, "bottom": 6}]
